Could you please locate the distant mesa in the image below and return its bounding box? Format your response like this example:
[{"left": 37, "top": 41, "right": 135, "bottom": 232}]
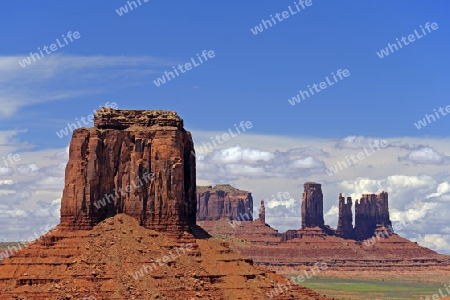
[{"left": 196, "top": 184, "right": 253, "bottom": 221}]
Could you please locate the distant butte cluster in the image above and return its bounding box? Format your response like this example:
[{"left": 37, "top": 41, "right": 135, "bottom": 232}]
[
  {"left": 283, "top": 182, "right": 392, "bottom": 241},
  {"left": 197, "top": 182, "right": 393, "bottom": 242}
]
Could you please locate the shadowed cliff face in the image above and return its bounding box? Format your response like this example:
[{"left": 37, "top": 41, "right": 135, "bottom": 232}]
[
  {"left": 337, "top": 194, "right": 354, "bottom": 239},
  {"left": 301, "top": 182, "right": 324, "bottom": 229},
  {"left": 60, "top": 108, "right": 196, "bottom": 234},
  {"left": 354, "top": 192, "right": 392, "bottom": 240}
]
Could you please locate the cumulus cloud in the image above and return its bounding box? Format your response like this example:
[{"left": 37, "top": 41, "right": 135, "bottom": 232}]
[
  {"left": 427, "top": 182, "right": 450, "bottom": 200},
  {"left": 390, "top": 200, "right": 436, "bottom": 224},
  {"left": 324, "top": 205, "right": 339, "bottom": 226},
  {"left": 197, "top": 145, "right": 326, "bottom": 181},
  {"left": 398, "top": 147, "right": 449, "bottom": 165},
  {"left": 207, "top": 146, "right": 274, "bottom": 164},
  {"left": 338, "top": 175, "right": 436, "bottom": 202},
  {"left": 410, "top": 234, "right": 450, "bottom": 253},
  {"left": 265, "top": 193, "right": 296, "bottom": 210}
]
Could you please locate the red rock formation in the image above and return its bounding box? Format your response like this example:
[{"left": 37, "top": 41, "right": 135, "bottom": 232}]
[
  {"left": 336, "top": 194, "right": 354, "bottom": 239},
  {"left": 0, "top": 109, "right": 329, "bottom": 299},
  {"left": 59, "top": 108, "right": 196, "bottom": 235},
  {"left": 258, "top": 199, "right": 266, "bottom": 224},
  {"left": 196, "top": 184, "right": 253, "bottom": 221},
  {"left": 196, "top": 183, "right": 450, "bottom": 272},
  {"left": 301, "top": 182, "right": 324, "bottom": 228},
  {"left": 354, "top": 192, "right": 392, "bottom": 240},
  {"left": 0, "top": 214, "right": 328, "bottom": 300}
]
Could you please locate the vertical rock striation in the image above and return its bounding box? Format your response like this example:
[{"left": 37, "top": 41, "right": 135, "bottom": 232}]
[
  {"left": 259, "top": 199, "right": 266, "bottom": 224},
  {"left": 336, "top": 194, "right": 353, "bottom": 238},
  {"left": 59, "top": 108, "right": 196, "bottom": 235},
  {"left": 301, "top": 182, "right": 324, "bottom": 228},
  {"left": 196, "top": 184, "right": 253, "bottom": 221},
  {"left": 354, "top": 192, "right": 392, "bottom": 240}
]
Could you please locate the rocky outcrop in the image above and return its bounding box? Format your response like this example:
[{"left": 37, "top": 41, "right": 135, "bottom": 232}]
[
  {"left": 0, "top": 214, "right": 329, "bottom": 300},
  {"left": 336, "top": 194, "right": 353, "bottom": 239},
  {"left": 258, "top": 199, "right": 266, "bottom": 224},
  {"left": 0, "top": 108, "right": 330, "bottom": 299},
  {"left": 195, "top": 183, "right": 449, "bottom": 272},
  {"left": 59, "top": 108, "right": 196, "bottom": 235},
  {"left": 282, "top": 183, "right": 394, "bottom": 241},
  {"left": 301, "top": 182, "right": 324, "bottom": 228},
  {"left": 196, "top": 184, "right": 253, "bottom": 221},
  {"left": 354, "top": 192, "right": 392, "bottom": 240}
]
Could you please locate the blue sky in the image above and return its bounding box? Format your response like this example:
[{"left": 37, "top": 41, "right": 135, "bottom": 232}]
[
  {"left": 1, "top": 1, "right": 449, "bottom": 148},
  {"left": 1, "top": 1, "right": 450, "bottom": 253}
]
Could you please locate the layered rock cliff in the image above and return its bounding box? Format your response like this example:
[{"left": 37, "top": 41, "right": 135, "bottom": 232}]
[
  {"left": 196, "top": 184, "right": 253, "bottom": 221},
  {"left": 60, "top": 108, "right": 196, "bottom": 235}
]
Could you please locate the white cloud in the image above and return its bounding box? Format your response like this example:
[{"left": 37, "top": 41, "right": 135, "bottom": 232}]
[
  {"left": 324, "top": 205, "right": 339, "bottom": 226},
  {"left": 410, "top": 234, "right": 450, "bottom": 253},
  {"left": 390, "top": 200, "right": 436, "bottom": 224},
  {"left": 198, "top": 145, "right": 326, "bottom": 181},
  {"left": 207, "top": 146, "right": 274, "bottom": 164},
  {"left": 338, "top": 175, "right": 436, "bottom": 202},
  {"left": 16, "top": 163, "right": 39, "bottom": 176},
  {"left": 0, "top": 167, "right": 13, "bottom": 176},
  {"left": 290, "top": 156, "right": 324, "bottom": 169},
  {"left": 266, "top": 197, "right": 296, "bottom": 210},
  {"left": 399, "top": 147, "right": 449, "bottom": 165},
  {"left": 427, "top": 182, "right": 450, "bottom": 199}
]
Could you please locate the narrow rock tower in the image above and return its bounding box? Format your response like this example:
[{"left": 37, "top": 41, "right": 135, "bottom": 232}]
[
  {"left": 259, "top": 199, "right": 266, "bottom": 224},
  {"left": 59, "top": 108, "right": 196, "bottom": 235},
  {"left": 336, "top": 194, "right": 353, "bottom": 238},
  {"left": 301, "top": 182, "right": 324, "bottom": 228}
]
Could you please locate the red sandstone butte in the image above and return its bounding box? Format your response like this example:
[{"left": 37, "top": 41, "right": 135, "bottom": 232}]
[
  {"left": 0, "top": 109, "right": 328, "bottom": 300},
  {"left": 60, "top": 108, "right": 196, "bottom": 235},
  {"left": 196, "top": 184, "right": 253, "bottom": 221},
  {"left": 354, "top": 192, "right": 392, "bottom": 240},
  {"left": 301, "top": 182, "right": 324, "bottom": 229}
]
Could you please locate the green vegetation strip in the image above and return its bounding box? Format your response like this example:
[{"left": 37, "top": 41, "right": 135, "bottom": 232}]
[{"left": 286, "top": 275, "right": 448, "bottom": 299}]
